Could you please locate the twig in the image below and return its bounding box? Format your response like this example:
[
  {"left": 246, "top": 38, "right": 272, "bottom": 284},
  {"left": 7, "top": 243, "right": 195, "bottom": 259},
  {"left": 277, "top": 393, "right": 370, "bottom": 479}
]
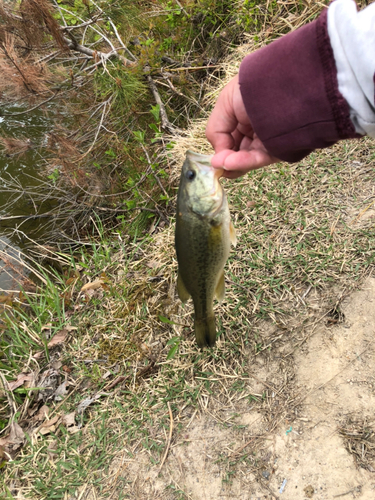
[
  {"left": 52, "top": 0, "right": 68, "bottom": 27},
  {"left": 158, "top": 402, "right": 173, "bottom": 473},
  {"left": 62, "top": 17, "right": 103, "bottom": 31},
  {"left": 333, "top": 486, "right": 362, "bottom": 498},
  {"left": 229, "top": 435, "right": 265, "bottom": 458},
  {"left": 36, "top": 50, "right": 62, "bottom": 64},
  {"left": 350, "top": 199, "right": 375, "bottom": 225},
  {"left": 250, "top": 373, "right": 282, "bottom": 396},
  {"left": 63, "top": 36, "right": 134, "bottom": 67},
  {"left": 0, "top": 214, "right": 53, "bottom": 221},
  {"left": 174, "top": 0, "right": 188, "bottom": 16},
  {"left": 103, "top": 376, "right": 129, "bottom": 391},
  {"left": 59, "top": 4, "right": 116, "bottom": 51},
  {"left": 139, "top": 143, "right": 168, "bottom": 198},
  {"left": 147, "top": 75, "right": 180, "bottom": 133},
  {"left": 89, "top": 0, "right": 137, "bottom": 62},
  {"left": 78, "top": 97, "right": 111, "bottom": 159},
  {"left": 284, "top": 310, "right": 332, "bottom": 356},
  {"left": 0, "top": 42, "right": 34, "bottom": 94},
  {"left": 157, "top": 73, "right": 204, "bottom": 110},
  {"left": 166, "top": 65, "right": 220, "bottom": 72}
]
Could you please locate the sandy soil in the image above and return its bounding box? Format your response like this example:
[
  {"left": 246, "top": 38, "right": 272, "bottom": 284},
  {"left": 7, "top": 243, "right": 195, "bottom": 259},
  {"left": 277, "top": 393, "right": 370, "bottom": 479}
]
[{"left": 148, "top": 278, "right": 375, "bottom": 499}]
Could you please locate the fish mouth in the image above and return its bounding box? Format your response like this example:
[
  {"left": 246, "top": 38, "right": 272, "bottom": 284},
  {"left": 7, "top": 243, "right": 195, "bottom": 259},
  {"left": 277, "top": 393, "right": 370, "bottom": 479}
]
[
  {"left": 191, "top": 169, "right": 224, "bottom": 217},
  {"left": 185, "top": 152, "right": 225, "bottom": 216}
]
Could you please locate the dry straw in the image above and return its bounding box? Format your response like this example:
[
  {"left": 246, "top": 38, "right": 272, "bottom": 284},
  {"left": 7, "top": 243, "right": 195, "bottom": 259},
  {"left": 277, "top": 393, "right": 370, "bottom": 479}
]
[
  {"left": 4, "top": 1, "right": 375, "bottom": 498},
  {"left": 67, "top": 3, "right": 375, "bottom": 495}
]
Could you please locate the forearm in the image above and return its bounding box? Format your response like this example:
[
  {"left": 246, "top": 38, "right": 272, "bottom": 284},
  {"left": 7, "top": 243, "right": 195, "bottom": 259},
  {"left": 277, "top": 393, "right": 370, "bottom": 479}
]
[{"left": 239, "top": 0, "right": 375, "bottom": 162}]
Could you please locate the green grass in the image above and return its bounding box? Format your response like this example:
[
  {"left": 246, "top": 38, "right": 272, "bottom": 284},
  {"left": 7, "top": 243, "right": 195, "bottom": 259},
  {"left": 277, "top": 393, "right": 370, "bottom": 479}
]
[
  {"left": 1, "top": 0, "right": 375, "bottom": 497},
  {"left": 2, "top": 137, "right": 375, "bottom": 497}
]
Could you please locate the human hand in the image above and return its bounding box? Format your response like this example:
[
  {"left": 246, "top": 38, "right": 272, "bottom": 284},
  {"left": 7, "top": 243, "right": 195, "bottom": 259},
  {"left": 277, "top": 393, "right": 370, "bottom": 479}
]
[{"left": 205, "top": 74, "right": 279, "bottom": 179}]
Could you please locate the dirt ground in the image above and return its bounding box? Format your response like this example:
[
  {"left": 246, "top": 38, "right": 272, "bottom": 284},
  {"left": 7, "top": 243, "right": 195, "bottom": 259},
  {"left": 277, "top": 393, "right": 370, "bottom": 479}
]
[{"left": 133, "top": 277, "right": 375, "bottom": 500}]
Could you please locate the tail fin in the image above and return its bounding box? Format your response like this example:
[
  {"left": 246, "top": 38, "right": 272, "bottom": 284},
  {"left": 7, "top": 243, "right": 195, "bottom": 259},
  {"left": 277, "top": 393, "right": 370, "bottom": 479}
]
[{"left": 194, "top": 315, "right": 217, "bottom": 348}]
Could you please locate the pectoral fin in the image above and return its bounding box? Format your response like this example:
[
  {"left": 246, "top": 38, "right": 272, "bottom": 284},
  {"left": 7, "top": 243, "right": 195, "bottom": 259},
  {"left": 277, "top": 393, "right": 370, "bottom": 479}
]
[
  {"left": 229, "top": 220, "right": 237, "bottom": 247},
  {"left": 177, "top": 272, "right": 191, "bottom": 303},
  {"left": 215, "top": 270, "right": 225, "bottom": 302}
]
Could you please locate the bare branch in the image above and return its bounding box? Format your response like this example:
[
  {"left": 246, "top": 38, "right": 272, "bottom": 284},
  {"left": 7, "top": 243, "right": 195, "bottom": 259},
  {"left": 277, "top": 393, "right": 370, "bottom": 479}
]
[
  {"left": 63, "top": 36, "right": 134, "bottom": 67},
  {"left": 146, "top": 75, "right": 180, "bottom": 134},
  {"left": 174, "top": 0, "right": 188, "bottom": 16},
  {"left": 89, "top": 0, "right": 137, "bottom": 62},
  {"left": 58, "top": 5, "right": 116, "bottom": 51},
  {"left": 78, "top": 97, "right": 112, "bottom": 160}
]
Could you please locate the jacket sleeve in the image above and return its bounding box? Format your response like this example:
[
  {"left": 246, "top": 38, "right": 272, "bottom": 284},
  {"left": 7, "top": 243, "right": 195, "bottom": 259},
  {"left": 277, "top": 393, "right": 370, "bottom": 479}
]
[{"left": 239, "top": 0, "right": 375, "bottom": 162}]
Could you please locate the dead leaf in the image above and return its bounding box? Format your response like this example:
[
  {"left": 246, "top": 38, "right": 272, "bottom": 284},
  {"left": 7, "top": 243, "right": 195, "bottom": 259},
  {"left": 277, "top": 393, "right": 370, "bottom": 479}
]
[
  {"left": 65, "top": 325, "right": 78, "bottom": 332},
  {"left": 67, "top": 425, "right": 81, "bottom": 434},
  {"left": 47, "top": 329, "right": 68, "bottom": 348},
  {"left": 34, "top": 405, "right": 49, "bottom": 422},
  {"left": 62, "top": 412, "right": 75, "bottom": 427},
  {"left": 40, "top": 415, "right": 60, "bottom": 428},
  {"left": 0, "top": 444, "right": 9, "bottom": 464},
  {"left": 65, "top": 277, "right": 77, "bottom": 285},
  {"left": 38, "top": 415, "right": 61, "bottom": 435},
  {"left": 51, "top": 360, "right": 62, "bottom": 370},
  {"left": 33, "top": 325, "right": 77, "bottom": 358},
  {"left": 0, "top": 422, "right": 25, "bottom": 453},
  {"left": 47, "top": 440, "right": 58, "bottom": 460},
  {"left": 76, "top": 393, "right": 103, "bottom": 414},
  {"left": 80, "top": 280, "right": 104, "bottom": 292},
  {"left": 54, "top": 381, "right": 68, "bottom": 401},
  {"left": 147, "top": 260, "right": 162, "bottom": 269},
  {"left": 8, "top": 372, "right": 34, "bottom": 391}
]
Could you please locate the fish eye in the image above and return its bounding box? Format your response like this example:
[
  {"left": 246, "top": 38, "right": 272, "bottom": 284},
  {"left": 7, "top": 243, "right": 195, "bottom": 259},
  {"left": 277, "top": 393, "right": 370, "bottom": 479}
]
[{"left": 185, "top": 169, "right": 196, "bottom": 181}]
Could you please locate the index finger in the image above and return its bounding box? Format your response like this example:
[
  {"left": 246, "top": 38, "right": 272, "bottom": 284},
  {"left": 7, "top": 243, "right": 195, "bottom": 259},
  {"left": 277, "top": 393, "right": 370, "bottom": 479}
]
[{"left": 211, "top": 149, "right": 279, "bottom": 173}]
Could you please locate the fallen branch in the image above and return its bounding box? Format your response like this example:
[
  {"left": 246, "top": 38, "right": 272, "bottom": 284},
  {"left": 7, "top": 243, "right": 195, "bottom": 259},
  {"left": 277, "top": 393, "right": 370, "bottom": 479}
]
[
  {"left": 158, "top": 402, "right": 173, "bottom": 474},
  {"left": 63, "top": 36, "right": 134, "bottom": 67},
  {"left": 147, "top": 75, "right": 180, "bottom": 134}
]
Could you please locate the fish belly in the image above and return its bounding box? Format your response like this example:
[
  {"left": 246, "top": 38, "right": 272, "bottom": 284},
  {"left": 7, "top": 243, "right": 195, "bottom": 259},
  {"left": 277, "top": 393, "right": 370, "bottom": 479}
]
[{"left": 176, "top": 211, "right": 230, "bottom": 347}]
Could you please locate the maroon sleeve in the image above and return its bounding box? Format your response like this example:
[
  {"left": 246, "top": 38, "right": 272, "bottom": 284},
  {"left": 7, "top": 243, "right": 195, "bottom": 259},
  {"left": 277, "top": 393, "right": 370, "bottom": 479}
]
[{"left": 239, "top": 9, "right": 359, "bottom": 163}]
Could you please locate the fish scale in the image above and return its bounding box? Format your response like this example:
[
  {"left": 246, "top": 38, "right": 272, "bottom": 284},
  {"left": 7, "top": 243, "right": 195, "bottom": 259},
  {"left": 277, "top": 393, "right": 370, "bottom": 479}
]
[{"left": 175, "top": 150, "right": 236, "bottom": 348}]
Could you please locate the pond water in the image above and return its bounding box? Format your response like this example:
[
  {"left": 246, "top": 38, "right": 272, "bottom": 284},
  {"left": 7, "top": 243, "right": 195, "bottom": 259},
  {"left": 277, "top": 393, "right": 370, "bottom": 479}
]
[{"left": 0, "top": 106, "right": 54, "bottom": 291}]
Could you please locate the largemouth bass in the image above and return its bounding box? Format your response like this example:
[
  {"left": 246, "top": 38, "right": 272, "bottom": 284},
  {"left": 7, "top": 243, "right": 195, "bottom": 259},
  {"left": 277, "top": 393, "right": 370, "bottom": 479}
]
[{"left": 175, "top": 150, "right": 236, "bottom": 348}]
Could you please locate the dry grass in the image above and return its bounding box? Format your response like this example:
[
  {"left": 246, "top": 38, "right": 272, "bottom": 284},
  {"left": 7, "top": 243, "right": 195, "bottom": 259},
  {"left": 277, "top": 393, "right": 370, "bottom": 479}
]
[
  {"left": 3, "top": 133, "right": 374, "bottom": 498},
  {"left": 339, "top": 416, "right": 375, "bottom": 472},
  {"left": 2, "top": 1, "right": 375, "bottom": 499}
]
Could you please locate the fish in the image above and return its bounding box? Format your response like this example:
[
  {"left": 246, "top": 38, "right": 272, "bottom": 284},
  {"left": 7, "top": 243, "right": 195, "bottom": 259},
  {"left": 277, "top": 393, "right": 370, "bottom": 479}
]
[{"left": 175, "top": 150, "right": 236, "bottom": 348}]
